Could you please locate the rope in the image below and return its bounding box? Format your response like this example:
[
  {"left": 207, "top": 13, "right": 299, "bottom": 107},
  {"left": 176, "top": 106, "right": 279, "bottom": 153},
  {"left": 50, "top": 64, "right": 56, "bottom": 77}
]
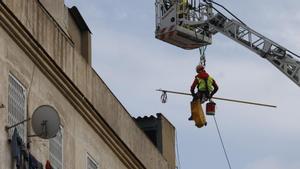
[
  {"left": 213, "top": 116, "right": 232, "bottom": 169},
  {"left": 175, "top": 130, "right": 182, "bottom": 169}
]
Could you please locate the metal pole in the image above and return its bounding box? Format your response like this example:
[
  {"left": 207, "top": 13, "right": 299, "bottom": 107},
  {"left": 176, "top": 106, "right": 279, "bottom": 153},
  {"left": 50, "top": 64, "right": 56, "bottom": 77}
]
[
  {"left": 156, "top": 89, "right": 277, "bottom": 108},
  {"left": 5, "top": 118, "right": 31, "bottom": 131}
]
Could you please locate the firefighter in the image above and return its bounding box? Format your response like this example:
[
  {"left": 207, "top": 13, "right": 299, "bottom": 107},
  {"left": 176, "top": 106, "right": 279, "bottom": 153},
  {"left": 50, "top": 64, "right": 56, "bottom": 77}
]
[
  {"left": 190, "top": 65, "right": 218, "bottom": 104},
  {"left": 178, "top": 0, "right": 189, "bottom": 19}
]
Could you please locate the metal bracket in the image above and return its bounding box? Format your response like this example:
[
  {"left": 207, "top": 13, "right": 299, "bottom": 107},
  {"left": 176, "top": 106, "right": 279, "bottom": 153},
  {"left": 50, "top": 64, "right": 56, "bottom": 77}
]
[{"left": 5, "top": 118, "right": 31, "bottom": 131}]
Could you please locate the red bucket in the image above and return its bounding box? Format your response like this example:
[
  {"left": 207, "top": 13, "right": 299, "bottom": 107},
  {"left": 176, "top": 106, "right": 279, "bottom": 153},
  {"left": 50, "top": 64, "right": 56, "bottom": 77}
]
[{"left": 206, "top": 101, "right": 216, "bottom": 116}]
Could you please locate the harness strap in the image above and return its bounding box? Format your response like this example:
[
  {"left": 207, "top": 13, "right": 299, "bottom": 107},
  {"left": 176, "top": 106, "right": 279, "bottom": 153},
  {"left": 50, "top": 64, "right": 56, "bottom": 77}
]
[{"left": 204, "top": 78, "right": 209, "bottom": 97}]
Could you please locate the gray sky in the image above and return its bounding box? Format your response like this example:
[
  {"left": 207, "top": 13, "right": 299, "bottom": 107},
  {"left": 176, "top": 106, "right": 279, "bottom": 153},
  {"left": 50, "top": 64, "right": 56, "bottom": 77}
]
[{"left": 65, "top": 0, "right": 300, "bottom": 169}]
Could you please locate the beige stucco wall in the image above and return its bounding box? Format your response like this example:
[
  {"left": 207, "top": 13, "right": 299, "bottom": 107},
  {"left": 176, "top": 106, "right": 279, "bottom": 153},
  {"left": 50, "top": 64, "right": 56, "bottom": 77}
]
[
  {"left": 160, "top": 115, "right": 176, "bottom": 169},
  {"left": 0, "top": 24, "right": 128, "bottom": 169},
  {"left": 39, "top": 0, "right": 69, "bottom": 33},
  {"left": 67, "top": 11, "right": 83, "bottom": 58},
  {"left": 0, "top": 0, "right": 173, "bottom": 169}
]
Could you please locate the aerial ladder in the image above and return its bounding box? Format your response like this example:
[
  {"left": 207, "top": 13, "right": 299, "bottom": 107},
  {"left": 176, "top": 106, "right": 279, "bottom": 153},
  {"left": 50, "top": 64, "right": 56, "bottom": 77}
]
[
  {"left": 155, "top": 0, "right": 300, "bottom": 87},
  {"left": 155, "top": 1, "right": 298, "bottom": 164}
]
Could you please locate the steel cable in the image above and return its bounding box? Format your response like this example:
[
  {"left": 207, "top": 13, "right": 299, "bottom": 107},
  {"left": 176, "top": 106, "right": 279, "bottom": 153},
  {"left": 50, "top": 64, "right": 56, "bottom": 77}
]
[
  {"left": 213, "top": 116, "right": 232, "bottom": 169},
  {"left": 203, "top": 0, "right": 246, "bottom": 26}
]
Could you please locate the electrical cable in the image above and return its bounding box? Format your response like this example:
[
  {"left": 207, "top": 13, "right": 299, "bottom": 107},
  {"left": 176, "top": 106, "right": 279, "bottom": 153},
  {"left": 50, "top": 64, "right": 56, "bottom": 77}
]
[
  {"left": 27, "top": 65, "right": 36, "bottom": 141},
  {"left": 203, "top": 0, "right": 300, "bottom": 59},
  {"left": 175, "top": 130, "right": 182, "bottom": 169},
  {"left": 203, "top": 0, "right": 246, "bottom": 26},
  {"left": 213, "top": 116, "right": 232, "bottom": 169}
]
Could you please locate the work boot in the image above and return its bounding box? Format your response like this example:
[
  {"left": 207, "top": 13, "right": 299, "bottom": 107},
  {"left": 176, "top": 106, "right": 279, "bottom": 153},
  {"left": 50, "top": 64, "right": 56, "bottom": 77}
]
[{"left": 188, "top": 116, "right": 193, "bottom": 121}]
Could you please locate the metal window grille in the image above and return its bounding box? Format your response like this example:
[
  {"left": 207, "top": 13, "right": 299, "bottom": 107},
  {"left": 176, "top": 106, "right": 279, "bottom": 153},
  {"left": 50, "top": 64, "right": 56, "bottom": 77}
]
[
  {"left": 87, "top": 155, "right": 98, "bottom": 169},
  {"left": 8, "top": 74, "right": 27, "bottom": 142},
  {"left": 49, "top": 128, "right": 63, "bottom": 169}
]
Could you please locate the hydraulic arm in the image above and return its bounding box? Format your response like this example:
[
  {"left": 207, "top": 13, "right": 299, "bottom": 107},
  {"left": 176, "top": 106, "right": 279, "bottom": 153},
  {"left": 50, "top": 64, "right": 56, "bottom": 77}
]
[
  {"left": 208, "top": 12, "right": 300, "bottom": 87},
  {"left": 155, "top": 0, "right": 300, "bottom": 87}
]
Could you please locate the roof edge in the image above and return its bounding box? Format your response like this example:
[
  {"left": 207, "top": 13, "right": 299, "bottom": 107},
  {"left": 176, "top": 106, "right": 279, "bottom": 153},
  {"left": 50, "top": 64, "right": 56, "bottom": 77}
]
[{"left": 69, "top": 6, "right": 92, "bottom": 33}]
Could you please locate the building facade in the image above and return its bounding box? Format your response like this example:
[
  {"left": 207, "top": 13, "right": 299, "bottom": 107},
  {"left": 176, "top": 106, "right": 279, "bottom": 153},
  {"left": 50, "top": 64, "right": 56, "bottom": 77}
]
[{"left": 0, "top": 0, "right": 175, "bottom": 169}]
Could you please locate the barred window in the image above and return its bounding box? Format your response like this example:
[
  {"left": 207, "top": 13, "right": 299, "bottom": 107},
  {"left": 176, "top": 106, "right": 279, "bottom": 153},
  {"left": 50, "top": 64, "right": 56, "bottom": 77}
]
[
  {"left": 8, "top": 74, "right": 27, "bottom": 142},
  {"left": 49, "top": 127, "right": 63, "bottom": 169},
  {"left": 87, "top": 155, "right": 98, "bottom": 169}
]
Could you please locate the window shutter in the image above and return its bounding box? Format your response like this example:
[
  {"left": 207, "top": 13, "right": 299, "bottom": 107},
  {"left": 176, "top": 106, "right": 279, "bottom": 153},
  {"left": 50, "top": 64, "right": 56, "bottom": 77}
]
[
  {"left": 49, "top": 128, "right": 63, "bottom": 169},
  {"left": 8, "top": 75, "right": 26, "bottom": 142},
  {"left": 87, "top": 155, "right": 98, "bottom": 169}
]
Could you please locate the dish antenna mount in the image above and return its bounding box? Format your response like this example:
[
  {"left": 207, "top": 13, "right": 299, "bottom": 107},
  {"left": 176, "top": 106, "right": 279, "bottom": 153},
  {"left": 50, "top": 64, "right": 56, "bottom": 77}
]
[
  {"left": 5, "top": 105, "right": 61, "bottom": 139},
  {"left": 31, "top": 105, "right": 61, "bottom": 139}
]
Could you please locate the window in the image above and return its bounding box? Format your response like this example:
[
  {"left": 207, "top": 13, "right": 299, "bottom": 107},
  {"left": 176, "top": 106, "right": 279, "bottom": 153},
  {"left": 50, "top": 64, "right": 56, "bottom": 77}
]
[
  {"left": 8, "top": 74, "right": 27, "bottom": 142},
  {"left": 49, "top": 127, "right": 63, "bottom": 169},
  {"left": 87, "top": 155, "right": 98, "bottom": 169}
]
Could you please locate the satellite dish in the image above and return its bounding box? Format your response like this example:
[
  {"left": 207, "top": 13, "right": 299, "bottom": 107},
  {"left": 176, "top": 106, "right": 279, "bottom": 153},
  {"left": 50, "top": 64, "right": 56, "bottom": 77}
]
[{"left": 31, "top": 105, "right": 60, "bottom": 139}]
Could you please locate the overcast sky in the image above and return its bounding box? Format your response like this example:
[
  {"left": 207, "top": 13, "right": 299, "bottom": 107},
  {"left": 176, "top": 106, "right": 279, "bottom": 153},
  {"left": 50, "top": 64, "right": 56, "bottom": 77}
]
[{"left": 65, "top": 0, "right": 300, "bottom": 169}]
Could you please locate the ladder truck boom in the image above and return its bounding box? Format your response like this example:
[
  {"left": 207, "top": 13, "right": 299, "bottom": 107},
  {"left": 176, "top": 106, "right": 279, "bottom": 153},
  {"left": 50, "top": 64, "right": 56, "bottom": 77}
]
[
  {"left": 209, "top": 13, "right": 300, "bottom": 86},
  {"left": 155, "top": 0, "right": 300, "bottom": 87}
]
